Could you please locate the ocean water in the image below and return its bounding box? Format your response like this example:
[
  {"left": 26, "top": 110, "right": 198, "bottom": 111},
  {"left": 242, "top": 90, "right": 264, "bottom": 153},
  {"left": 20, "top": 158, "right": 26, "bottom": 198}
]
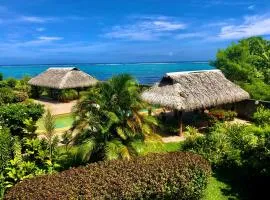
[{"left": 0, "top": 62, "right": 213, "bottom": 85}]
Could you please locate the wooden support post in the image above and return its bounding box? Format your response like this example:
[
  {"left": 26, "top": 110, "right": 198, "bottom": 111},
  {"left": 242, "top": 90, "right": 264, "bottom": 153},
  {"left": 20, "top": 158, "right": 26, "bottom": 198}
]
[
  {"left": 148, "top": 107, "right": 152, "bottom": 116},
  {"left": 178, "top": 111, "right": 183, "bottom": 137}
]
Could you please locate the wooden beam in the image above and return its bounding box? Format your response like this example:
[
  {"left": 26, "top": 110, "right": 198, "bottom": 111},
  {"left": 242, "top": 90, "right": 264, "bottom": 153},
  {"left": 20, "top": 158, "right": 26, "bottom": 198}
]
[
  {"left": 148, "top": 107, "right": 152, "bottom": 116},
  {"left": 178, "top": 111, "right": 183, "bottom": 137}
]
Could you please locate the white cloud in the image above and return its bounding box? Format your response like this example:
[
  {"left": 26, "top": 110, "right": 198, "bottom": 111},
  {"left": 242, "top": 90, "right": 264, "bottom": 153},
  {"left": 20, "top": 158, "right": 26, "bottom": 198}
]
[
  {"left": 38, "top": 36, "right": 63, "bottom": 41},
  {"left": 19, "top": 16, "right": 52, "bottom": 23},
  {"left": 247, "top": 5, "right": 255, "bottom": 10},
  {"left": 176, "top": 32, "right": 205, "bottom": 39},
  {"left": 218, "top": 14, "right": 270, "bottom": 39},
  {"left": 104, "top": 17, "right": 186, "bottom": 41},
  {"left": 36, "top": 27, "right": 45, "bottom": 32}
]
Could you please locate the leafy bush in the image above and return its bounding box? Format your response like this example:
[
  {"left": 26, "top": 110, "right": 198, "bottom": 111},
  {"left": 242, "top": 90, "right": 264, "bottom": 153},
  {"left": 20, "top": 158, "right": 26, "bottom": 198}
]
[
  {"left": 0, "top": 88, "right": 16, "bottom": 105},
  {"left": 241, "top": 79, "right": 270, "bottom": 100},
  {"left": 5, "top": 152, "right": 211, "bottom": 200},
  {"left": 253, "top": 106, "right": 270, "bottom": 126},
  {"left": 5, "top": 78, "right": 17, "bottom": 88},
  {"left": 58, "top": 89, "right": 78, "bottom": 102},
  {"left": 0, "top": 103, "right": 44, "bottom": 137},
  {"left": 182, "top": 123, "right": 270, "bottom": 198},
  {"left": 30, "top": 86, "right": 43, "bottom": 98},
  {"left": 208, "top": 109, "right": 237, "bottom": 122},
  {"left": 0, "top": 127, "right": 12, "bottom": 171},
  {"left": 0, "top": 73, "right": 3, "bottom": 81},
  {"left": 212, "top": 36, "right": 270, "bottom": 100},
  {"left": 0, "top": 88, "right": 28, "bottom": 105}
]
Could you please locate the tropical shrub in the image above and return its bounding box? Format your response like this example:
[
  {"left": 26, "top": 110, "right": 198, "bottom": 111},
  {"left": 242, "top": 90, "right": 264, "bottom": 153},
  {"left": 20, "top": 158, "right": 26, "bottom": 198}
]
[
  {"left": 30, "top": 86, "right": 43, "bottom": 98},
  {"left": 182, "top": 123, "right": 270, "bottom": 198},
  {"left": 15, "top": 76, "right": 31, "bottom": 96},
  {"left": 58, "top": 89, "right": 78, "bottom": 102},
  {"left": 0, "top": 102, "right": 44, "bottom": 137},
  {"left": 212, "top": 36, "right": 270, "bottom": 100},
  {"left": 2, "top": 136, "right": 60, "bottom": 191},
  {"left": 72, "top": 74, "right": 158, "bottom": 162},
  {"left": 208, "top": 109, "right": 237, "bottom": 122},
  {"left": 0, "top": 127, "right": 12, "bottom": 171},
  {"left": 5, "top": 152, "right": 211, "bottom": 200},
  {"left": 253, "top": 106, "right": 270, "bottom": 126},
  {"left": 0, "top": 88, "right": 17, "bottom": 105},
  {"left": 5, "top": 78, "right": 17, "bottom": 88}
]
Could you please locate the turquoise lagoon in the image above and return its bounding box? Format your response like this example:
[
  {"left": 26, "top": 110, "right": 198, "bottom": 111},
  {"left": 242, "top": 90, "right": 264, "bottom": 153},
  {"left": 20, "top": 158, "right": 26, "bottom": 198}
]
[{"left": 0, "top": 62, "right": 213, "bottom": 85}]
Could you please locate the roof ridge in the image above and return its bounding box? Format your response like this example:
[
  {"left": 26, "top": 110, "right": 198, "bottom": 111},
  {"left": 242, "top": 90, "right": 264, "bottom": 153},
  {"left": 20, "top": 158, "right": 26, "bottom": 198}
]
[
  {"left": 166, "top": 69, "right": 221, "bottom": 76},
  {"left": 59, "top": 70, "right": 72, "bottom": 89}
]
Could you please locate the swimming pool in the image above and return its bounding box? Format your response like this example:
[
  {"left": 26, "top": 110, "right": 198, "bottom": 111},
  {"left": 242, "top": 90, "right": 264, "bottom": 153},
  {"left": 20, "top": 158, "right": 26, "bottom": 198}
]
[{"left": 37, "top": 113, "right": 74, "bottom": 131}]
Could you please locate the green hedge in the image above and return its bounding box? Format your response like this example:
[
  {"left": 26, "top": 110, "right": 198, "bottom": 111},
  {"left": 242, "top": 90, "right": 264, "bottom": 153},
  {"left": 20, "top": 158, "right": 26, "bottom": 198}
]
[{"left": 5, "top": 152, "right": 211, "bottom": 200}]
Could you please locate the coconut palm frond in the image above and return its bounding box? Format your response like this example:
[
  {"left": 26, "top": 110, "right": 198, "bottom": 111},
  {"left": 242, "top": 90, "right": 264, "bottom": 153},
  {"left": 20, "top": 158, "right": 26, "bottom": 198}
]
[
  {"left": 116, "top": 127, "right": 127, "bottom": 140},
  {"left": 76, "top": 138, "right": 96, "bottom": 163}
]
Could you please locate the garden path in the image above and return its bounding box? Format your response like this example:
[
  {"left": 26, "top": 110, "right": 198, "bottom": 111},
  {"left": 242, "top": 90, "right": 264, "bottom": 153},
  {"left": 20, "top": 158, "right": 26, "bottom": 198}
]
[{"left": 34, "top": 99, "right": 77, "bottom": 115}]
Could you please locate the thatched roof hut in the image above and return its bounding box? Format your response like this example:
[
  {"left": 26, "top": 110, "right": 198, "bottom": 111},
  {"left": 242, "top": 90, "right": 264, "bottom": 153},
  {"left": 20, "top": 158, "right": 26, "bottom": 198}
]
[
  {"left": 28, "top": 67, "right": 98, "bottom": 89},
  {"left": 142, "top": 69, "right": 249, "bottom": 111},
  {"left": 142, "top": 69, "right": 250, "bottom": 136}
]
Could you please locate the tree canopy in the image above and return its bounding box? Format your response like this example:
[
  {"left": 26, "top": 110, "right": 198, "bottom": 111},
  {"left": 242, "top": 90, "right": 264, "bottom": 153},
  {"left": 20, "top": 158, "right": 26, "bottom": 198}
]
[{"left": 212, "top": 36, "right": 270, "bottom": 100}]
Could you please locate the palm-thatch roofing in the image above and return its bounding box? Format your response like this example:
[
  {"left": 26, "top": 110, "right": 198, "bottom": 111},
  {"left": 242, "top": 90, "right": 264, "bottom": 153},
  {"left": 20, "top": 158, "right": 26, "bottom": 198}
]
[
  {"left": 28, "top": 67, "right": 98, "bottom": 89},
  {"left": 141, "top": 69, "right": 250, "bottom": 111}
]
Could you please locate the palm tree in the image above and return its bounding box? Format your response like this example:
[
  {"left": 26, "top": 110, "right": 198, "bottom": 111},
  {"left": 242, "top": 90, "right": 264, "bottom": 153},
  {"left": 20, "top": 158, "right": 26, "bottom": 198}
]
[{"left": 71, "top": 74, "right": 157, "bottom": 162}]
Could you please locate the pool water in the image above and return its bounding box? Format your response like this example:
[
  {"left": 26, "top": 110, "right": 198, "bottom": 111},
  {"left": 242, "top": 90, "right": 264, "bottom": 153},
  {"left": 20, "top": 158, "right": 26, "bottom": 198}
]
[
  {"left": 37, "top": 106, "right": 161, "bottom": 131},
  {"left": 37, "top": 114, "right": 74, "bottom": 131}
]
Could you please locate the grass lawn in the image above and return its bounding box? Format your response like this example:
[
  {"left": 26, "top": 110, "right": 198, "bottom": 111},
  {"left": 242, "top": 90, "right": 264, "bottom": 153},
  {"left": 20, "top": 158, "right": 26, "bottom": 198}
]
[{"left": 203, "top": 176, "right": 239, "bottom": 200}]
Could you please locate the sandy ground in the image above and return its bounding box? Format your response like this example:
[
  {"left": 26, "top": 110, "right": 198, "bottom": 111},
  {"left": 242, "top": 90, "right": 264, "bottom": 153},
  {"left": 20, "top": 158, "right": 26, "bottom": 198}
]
[
  {"left": 162, "top": 136, "right": 186, "bottom": 143},
  {"left": 34, "top": 99, "right": 77, "bottom": 115}
]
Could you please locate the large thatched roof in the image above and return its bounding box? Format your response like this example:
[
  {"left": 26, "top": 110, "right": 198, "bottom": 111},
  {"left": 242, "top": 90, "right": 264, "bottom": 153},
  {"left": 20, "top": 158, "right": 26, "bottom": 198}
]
[
  {"left": 141, "top": 69, "right": 250, "bottom": 111},
  {"left": 28, "top": 67, "right": 98, "bottom": 89}
]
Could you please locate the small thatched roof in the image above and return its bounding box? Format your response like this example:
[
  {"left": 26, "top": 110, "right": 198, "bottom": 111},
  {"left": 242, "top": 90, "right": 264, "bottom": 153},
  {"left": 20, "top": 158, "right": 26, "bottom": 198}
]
[
  {"left": 28, "top": 67, "right": 98, "bottom": 89},
  {"left": 141, "top": 69, "right": 250, "bottom": 111}
]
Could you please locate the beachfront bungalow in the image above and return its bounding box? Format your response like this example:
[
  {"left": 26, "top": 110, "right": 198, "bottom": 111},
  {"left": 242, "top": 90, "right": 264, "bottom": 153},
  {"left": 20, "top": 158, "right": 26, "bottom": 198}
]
[
  {"left": 141, "top": 69, "right": 250, "bottom": 136},
  {"left": 28, "top": 67, "right": 98, "bottom": 99}
]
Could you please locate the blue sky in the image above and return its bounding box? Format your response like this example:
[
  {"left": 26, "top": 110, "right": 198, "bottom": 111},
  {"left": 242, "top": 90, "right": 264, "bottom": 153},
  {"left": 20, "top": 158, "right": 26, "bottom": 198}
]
[{"left": 0, "top": 0, "right": 270, "bottom": 64}]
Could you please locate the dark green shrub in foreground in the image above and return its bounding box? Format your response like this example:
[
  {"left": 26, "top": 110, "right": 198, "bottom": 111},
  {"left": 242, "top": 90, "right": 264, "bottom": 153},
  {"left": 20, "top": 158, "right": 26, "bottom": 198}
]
[{"left": 5, "top": 152, "right": 211, "bottom": 200}]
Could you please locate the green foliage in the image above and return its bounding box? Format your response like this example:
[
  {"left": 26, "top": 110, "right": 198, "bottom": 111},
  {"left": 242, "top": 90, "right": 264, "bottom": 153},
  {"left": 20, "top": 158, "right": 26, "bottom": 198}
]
[
  {"left": 241, "top": 79, "right": 270, "bottom": 100},
  {"left": 14, "top": 76, "right": 31, "bottom": 96},
  {"left": 253, "top": 106, "right": 270, "bottom": 126},
  {"left": 0, "top": 73, "right": 3, "bottom": 81},
  {"left": 0, "top": 102, "right": 44, "bottom": 137},
  {"left": 0, "top": 127, "right": 12, "bottom": 172},
  {"left": 5, "top": 78, "right": 17, "bottom": 88},
  {"left": 183, "top": 123, "right": 270, "bottom": 197},
  {"left": 5, "top": 152, "right": 211, "bottom": 200},
  {"left": 30, "top": 86, "right": 43, "bottom": 98},
  {"left": 0, "top": 87, "right": 28, "bottom": 105},
  {"left": 0, "top": 88, "right": 16, "bottom": 105},
  {"left": 72, "top": 74, "right": 158, "bottom": 162},
  {"left": 212, "top": 36, "right": 270, "bottom": 100},
  {"left": 208, "top": 109, "right": 237, "bottom": 122},
  {"left": 58, "top": 89, "right": 78, "bottom": 102},
  {"left": 43, "top": 109, "right": 58, "bottom": 161},
  {"left": 3, "top": 137, "right": 60, "bottom": 189}
]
